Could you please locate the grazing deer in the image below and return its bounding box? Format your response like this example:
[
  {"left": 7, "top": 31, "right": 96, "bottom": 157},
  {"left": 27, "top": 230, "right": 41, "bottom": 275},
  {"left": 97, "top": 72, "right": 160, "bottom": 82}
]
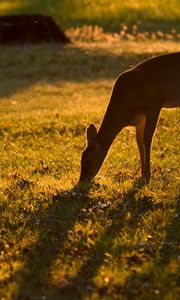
[{"left": 79, "top": 52, "right": 180, "bottom": 184}]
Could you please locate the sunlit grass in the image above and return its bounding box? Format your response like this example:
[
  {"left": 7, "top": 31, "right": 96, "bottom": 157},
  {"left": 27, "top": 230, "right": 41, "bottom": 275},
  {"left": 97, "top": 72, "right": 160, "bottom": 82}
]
[
  {"left": 0, "top": 38, "right": 179, "bottom": 300},
  {"left": 0, "top": 0, "right": 22, "bottom": 12}
]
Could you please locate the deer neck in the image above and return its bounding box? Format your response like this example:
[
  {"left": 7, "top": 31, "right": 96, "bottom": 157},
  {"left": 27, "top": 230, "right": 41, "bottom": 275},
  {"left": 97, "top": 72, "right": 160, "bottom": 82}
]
[{"left": 97, "top": 105, "right": 128, "bottom": 154}]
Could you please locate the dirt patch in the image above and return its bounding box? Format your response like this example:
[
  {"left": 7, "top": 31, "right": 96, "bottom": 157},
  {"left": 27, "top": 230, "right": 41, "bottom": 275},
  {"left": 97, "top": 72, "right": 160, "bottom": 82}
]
[{"left": 0, "top": 14, "right": 70, "bottom": 44}]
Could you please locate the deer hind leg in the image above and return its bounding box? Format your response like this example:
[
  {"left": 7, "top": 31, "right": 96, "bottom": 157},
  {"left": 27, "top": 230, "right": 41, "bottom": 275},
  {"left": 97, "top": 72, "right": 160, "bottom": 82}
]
[
  {"left": 136, "top": 114, "right": 146, "bottom": 179},
  {"left": 143, "top": 109, "right": 160, "bottom": 184}
]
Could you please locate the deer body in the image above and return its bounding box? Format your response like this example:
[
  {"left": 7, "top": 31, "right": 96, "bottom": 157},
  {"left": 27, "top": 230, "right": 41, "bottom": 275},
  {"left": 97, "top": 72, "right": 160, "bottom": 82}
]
[{"left": 80, "top": 52, "right": 180, "bottom": 184}]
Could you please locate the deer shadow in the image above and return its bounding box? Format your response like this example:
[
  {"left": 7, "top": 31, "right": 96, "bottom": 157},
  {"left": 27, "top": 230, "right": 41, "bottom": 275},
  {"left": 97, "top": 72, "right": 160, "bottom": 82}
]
[
  {"left": 43, "top": 183, "right": 180, "bottom": 300},
  {"left": 13, "top": 182, "right": 93, "bottom": 299},
  {"left": 13, "top": 179, "right": 177, "bottom": 300}
]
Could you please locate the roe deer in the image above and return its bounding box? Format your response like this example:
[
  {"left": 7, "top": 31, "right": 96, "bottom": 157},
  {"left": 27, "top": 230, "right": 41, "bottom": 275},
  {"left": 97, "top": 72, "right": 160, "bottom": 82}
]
[{"left": 79, "top": 52, "right": 180, "bottom": 184}]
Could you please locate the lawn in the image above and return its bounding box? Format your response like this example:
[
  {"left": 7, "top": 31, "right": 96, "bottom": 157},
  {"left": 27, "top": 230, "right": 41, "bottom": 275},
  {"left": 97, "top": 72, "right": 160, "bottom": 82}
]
[
  {"left": 0, "top": 36, "right": 179, "bottom": 300},
  {"left": 0, "top": 1, "right": 180, "bottom": 299}
]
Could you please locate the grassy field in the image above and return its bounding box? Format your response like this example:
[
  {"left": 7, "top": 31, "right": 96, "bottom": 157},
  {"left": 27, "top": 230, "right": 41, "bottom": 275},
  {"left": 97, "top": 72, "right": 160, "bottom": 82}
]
[
  {"left": 0, "top": 35, "right": 179, "bottom": 300},
  {"left": 0, "top": 1, "right": 180, "bottom": 299},
  {"left": 0, "top": 0, "right": 180, "bottom": 32}
]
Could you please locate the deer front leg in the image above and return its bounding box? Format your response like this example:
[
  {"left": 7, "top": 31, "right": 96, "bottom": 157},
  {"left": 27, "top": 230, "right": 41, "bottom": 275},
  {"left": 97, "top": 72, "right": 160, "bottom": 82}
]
[
  {"left": 143, "top": 109, "right": 160, "bottom": 184},
  {"left": 136, "top": 114, "right": 146, "bottom": 179}
]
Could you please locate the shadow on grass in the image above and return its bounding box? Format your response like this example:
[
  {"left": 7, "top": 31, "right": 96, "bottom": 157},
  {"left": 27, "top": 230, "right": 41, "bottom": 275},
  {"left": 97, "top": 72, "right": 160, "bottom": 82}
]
[
  {"left": 46, "top": 184, "right": 166, "bottom": 300},
  {"left": 120, "top": 194, "right": 180, "bottom": 300},
  {"left": 13, "top": 180, "right": 179, "bottom": 300},
  {"left": 0, "top": 46, "right": 162, "bottom": 98},
  {"left": 47, "top": 191, "right": 179, "bottom": 300},
  {"left": 13, "top": 182, "right": 93, "bottom": 299}
]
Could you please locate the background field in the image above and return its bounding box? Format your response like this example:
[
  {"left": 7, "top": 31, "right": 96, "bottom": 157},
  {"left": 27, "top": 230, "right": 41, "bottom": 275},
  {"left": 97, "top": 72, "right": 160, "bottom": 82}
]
[
  {"left": 0, "top": 0, "right": 180, "bottom": 32},
  {"left": 0, "top": 1, "right": 180, "bottom": 300}
]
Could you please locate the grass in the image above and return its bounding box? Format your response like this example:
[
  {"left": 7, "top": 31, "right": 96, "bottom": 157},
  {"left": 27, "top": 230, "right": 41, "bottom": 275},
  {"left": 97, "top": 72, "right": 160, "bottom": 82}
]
[
  {"left": 0, "top": 0, "right": 180, "bottom": 32},
  {"left": 0, "top": 35, "right": 180, "bottom": 300}
]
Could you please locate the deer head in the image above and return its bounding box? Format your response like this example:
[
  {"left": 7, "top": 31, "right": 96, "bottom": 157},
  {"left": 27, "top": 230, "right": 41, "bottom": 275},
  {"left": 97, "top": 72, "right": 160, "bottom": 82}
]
[{"left": 79, "top": 124, "right": 105, "bottom": 182}]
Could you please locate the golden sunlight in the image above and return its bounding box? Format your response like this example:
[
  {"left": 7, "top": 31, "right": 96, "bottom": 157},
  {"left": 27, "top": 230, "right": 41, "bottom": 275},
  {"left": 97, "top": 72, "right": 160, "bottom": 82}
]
[{"left": 0, "top": 0, "right": 22, "bottom": 13}]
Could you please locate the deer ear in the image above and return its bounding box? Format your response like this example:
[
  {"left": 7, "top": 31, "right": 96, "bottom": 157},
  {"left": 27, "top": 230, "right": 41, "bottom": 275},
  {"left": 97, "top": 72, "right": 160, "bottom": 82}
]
[{"left": 86, "top": 124, "right": 97, "bottom": 147}]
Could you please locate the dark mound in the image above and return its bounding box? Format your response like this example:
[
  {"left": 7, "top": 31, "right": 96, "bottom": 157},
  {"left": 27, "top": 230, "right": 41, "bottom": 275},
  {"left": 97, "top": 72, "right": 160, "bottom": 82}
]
[{"left": 0, "top": 14, "right": 70, "bottom": 44}]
